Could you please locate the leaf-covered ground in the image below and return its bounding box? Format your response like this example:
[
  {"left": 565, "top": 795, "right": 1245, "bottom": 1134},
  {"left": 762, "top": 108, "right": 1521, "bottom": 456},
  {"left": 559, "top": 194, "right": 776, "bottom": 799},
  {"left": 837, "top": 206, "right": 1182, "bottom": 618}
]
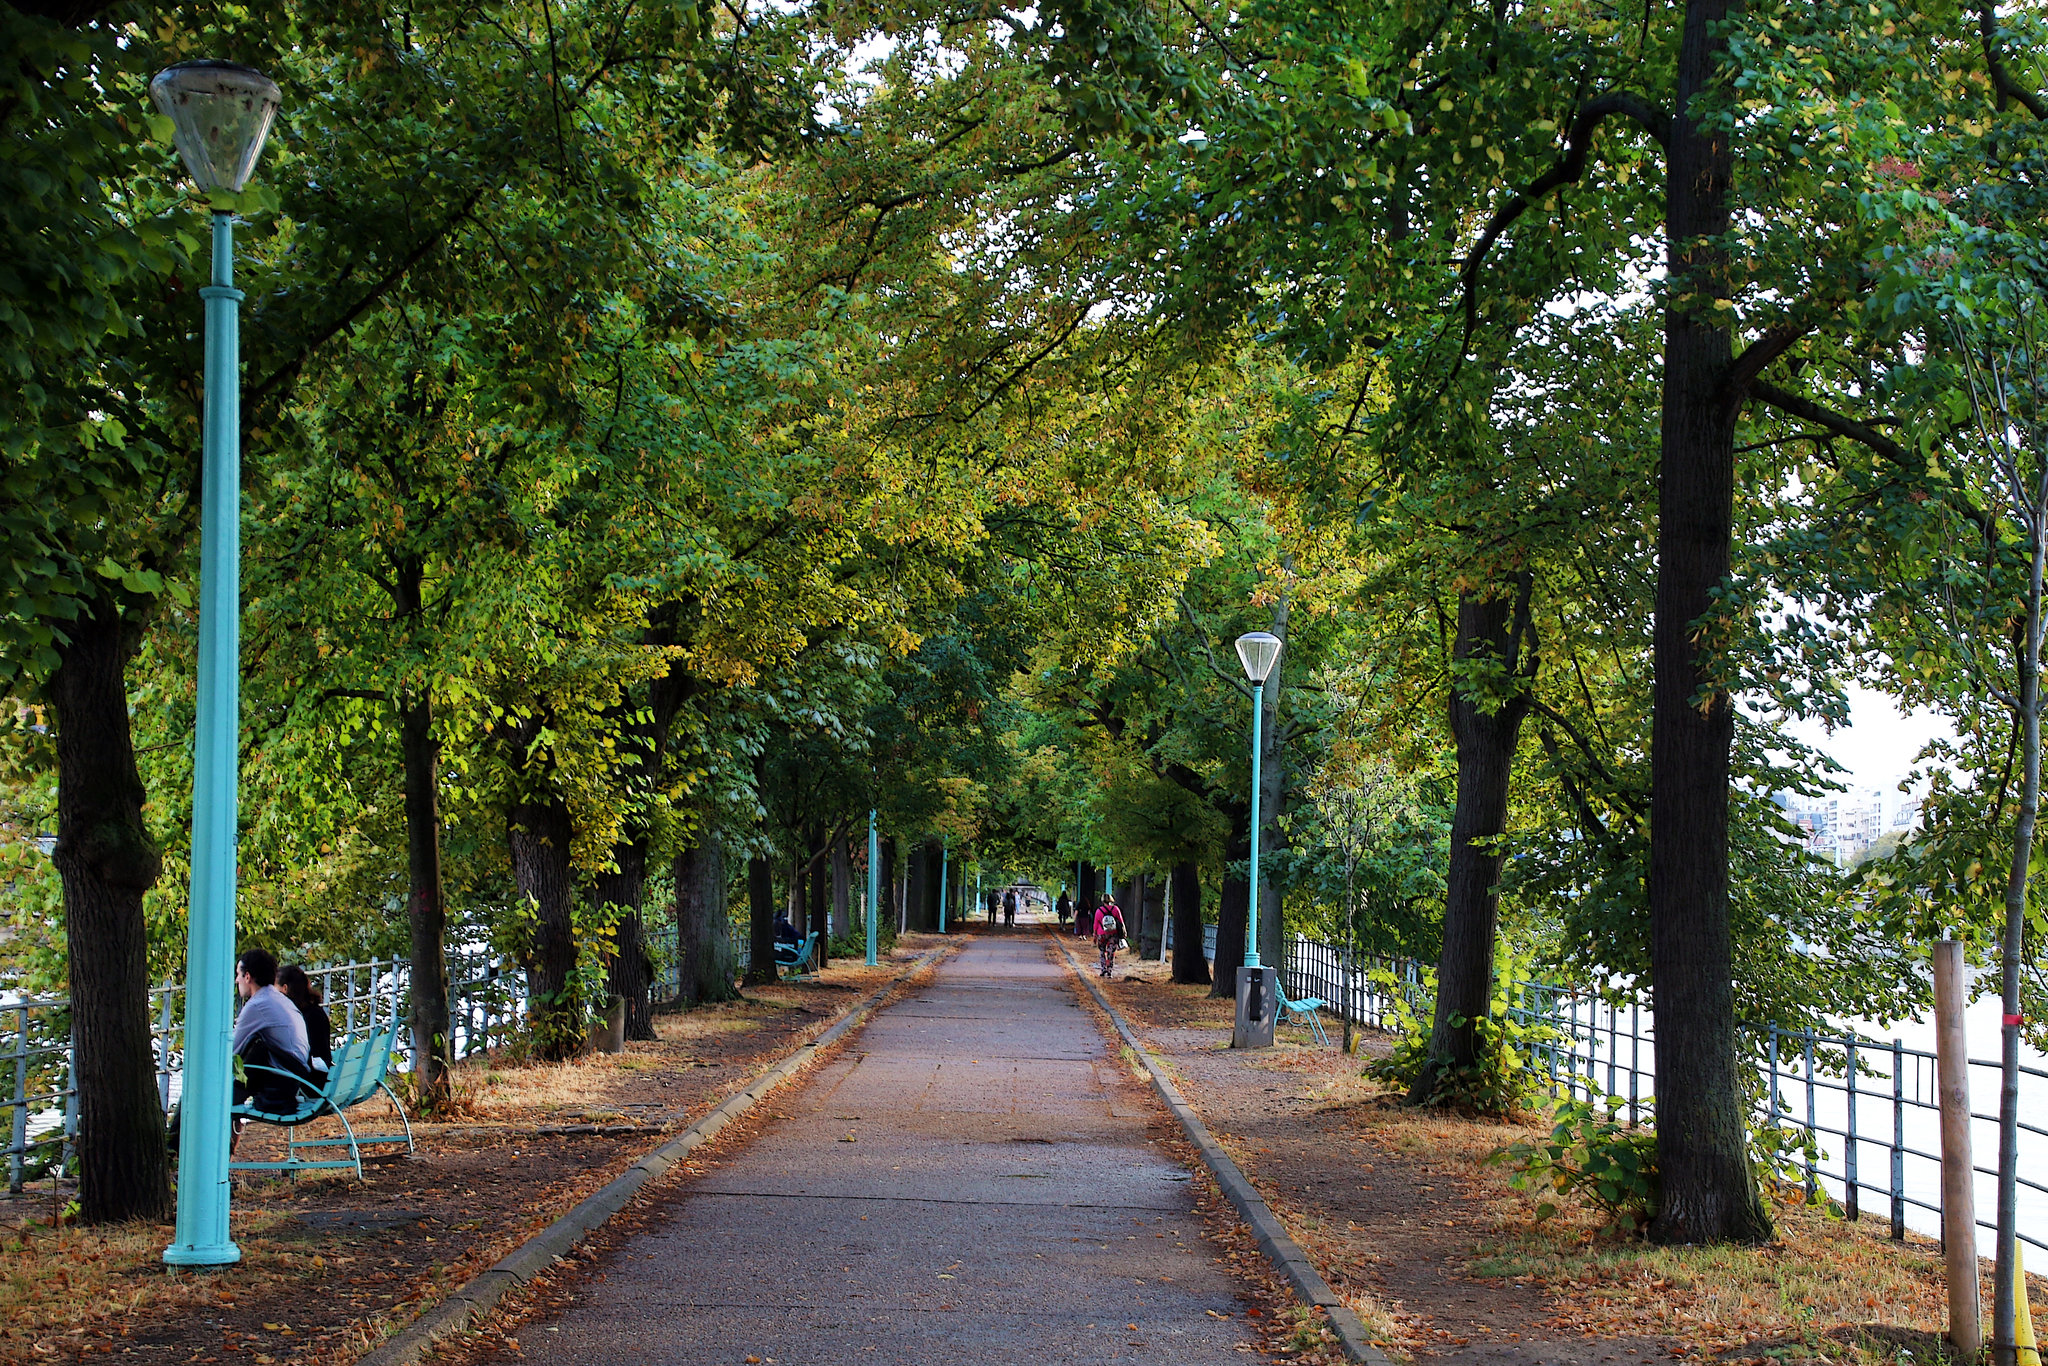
[
  {"left": 1094, "top": 954, "right": 2043, "bottom": 1366},
  {"left": 0, "top": 944, "right": 936, "bottom": 1364}
]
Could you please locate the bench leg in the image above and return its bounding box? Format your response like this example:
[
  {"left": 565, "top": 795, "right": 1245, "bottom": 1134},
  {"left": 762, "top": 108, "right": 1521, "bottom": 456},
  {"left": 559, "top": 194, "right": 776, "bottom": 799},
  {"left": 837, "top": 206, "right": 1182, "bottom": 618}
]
[
  {"left": 378, "top": 1079, "right": 417, "bottom": 1156},
  {"left": 327, "top": 1104, "right": 365, "bottom": 1182}
]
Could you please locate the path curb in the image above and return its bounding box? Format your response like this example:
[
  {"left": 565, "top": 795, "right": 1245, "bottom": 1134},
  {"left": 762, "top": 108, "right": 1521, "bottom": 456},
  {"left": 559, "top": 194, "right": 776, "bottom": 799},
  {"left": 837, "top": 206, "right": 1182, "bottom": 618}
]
[
  {"left": 1050, "top": 934, "right": 1396, "bottom": 1366},
  {"left": 355, "top": 946, "right": 951, "bottom": 1366}
]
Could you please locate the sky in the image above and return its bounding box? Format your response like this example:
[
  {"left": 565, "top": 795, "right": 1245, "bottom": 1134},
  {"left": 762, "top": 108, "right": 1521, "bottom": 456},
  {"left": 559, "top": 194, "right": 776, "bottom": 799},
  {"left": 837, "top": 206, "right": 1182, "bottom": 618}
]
[{"left": 1781, "top": 684, "right": 1958, "bottom": 798}]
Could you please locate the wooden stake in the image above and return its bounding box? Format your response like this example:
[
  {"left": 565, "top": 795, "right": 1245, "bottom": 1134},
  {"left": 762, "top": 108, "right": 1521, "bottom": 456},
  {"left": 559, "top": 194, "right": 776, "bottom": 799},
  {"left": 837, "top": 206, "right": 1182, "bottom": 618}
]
[{"left": 1935, "top": 939, "right": 1982, "bottom": 1358}]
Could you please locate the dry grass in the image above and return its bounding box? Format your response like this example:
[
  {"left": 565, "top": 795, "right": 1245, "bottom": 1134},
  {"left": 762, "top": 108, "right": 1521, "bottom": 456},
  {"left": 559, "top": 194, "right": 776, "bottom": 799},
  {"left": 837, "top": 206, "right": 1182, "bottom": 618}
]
[
  {"left": 1099, "top": 954, "right": 2048, "bottom": 1365},
  {"left": 1470, "top": 1192, "right": 2048, "bottom": 1365}
]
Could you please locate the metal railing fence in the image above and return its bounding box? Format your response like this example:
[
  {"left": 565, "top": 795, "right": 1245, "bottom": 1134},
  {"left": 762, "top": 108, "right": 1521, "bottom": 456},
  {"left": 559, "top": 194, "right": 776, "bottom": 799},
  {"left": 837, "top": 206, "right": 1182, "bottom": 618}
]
[
  {"left": 1278, "top": 932, "right": 2046, "bottom": 1256},
  {"left": 2, "top": 949, "right": 534, "bottom": 1192}
]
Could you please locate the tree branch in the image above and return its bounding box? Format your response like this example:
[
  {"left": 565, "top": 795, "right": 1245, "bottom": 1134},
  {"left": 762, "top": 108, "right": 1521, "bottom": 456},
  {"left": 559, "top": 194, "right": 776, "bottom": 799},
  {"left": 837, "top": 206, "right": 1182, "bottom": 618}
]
[
  {"left": 1749, "top": 381, "right": 1910, "bottom": 465},
  {"left": 1725, "top": 324, "right": 1809, "bottom": 399},
  {"left": 1980, "top": 3, "right": 2048, "bottom": 121},
  {"left": 1456, "top": 92, "right": 1670, "bottom": 360}
]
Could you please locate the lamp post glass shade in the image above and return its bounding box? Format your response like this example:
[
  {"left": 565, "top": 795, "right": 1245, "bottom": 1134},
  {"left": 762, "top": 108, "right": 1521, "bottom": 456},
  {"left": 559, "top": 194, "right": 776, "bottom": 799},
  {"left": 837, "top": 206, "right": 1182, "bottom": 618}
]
[
  {"left": 1235, "top": 632, "right": 1282, "bottom": 684},
  {"left": 150, "top": 61, "right": 280, "bottom": 193}
]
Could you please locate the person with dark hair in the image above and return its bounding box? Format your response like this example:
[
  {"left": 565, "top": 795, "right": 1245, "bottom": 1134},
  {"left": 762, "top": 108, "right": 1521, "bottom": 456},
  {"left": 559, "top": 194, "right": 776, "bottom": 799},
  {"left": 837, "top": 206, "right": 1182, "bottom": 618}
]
[
  {"left": 278, "top": 965, "right": 333, "bottom": 1079},
  {"left": 1056, "top": 890, "right": 1073, "bottom": 928},
  {"left": 232, "top": 948, "right": 311, "bottom": 1112}
]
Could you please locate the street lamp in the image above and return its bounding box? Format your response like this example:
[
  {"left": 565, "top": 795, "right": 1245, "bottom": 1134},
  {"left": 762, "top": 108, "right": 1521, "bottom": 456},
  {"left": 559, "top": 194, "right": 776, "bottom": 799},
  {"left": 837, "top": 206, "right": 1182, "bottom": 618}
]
[
  {"left": 1232, "top": 631, "right": 1282, "bottom": 1049},
  {"left": 866, "top": 812, "right": 879, "bottom": 966},
  {"left": 938, "top": 840, "right": 949, "bottom": 933},
  {"left": 152, "top": 59, "right": 280, "bottom": 1269}
]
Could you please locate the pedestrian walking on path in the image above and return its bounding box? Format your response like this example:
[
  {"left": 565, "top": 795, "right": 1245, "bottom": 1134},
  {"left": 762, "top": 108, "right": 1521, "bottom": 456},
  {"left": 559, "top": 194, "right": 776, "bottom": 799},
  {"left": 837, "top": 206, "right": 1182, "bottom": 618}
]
[
  {"left": 473, "top": 936, "right": 1269, "bottom": 1365},
  {"left": 1094, "top": 901, "right": 1127, "bottom": 979}
]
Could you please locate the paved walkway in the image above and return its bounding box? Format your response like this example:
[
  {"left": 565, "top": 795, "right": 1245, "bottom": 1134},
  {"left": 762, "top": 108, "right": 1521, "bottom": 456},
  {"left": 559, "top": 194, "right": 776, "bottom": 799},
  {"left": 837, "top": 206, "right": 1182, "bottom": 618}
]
[{"left": 504, "top": 933, "right": 1267, "bottom": 1364}]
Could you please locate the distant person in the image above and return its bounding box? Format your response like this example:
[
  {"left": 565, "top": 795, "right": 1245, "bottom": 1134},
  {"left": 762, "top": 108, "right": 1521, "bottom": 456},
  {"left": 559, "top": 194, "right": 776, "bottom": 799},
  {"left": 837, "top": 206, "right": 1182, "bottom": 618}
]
[
  {"left": 990, "top": 890, "right": 1001, "bottom": 923},
  {"left": 278, "top": 964, "right": 333, "bottom": 1080},
  {"left": 1093, "top": 902, "right": 1126, "bottom": 978},
  {"left": 1004, "top": 890, "right": 1017, "bottom": 927},
  {"left": 774, "top": 910, "right": 801, "bottom": 948},
  {"left": 1056, "top": 891, "right": 1073, "bottom": 927}
]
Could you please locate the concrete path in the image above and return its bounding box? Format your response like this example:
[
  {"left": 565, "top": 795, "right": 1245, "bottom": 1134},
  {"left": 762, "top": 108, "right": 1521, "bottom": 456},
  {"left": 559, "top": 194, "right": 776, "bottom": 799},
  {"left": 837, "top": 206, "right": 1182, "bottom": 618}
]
[{"left": 502, "top": 933, "right": 1269, "bottom": 1364}]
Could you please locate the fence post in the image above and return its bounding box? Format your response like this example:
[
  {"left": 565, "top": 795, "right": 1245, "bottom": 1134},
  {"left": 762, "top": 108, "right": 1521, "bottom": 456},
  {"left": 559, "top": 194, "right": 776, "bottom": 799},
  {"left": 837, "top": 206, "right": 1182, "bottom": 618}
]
[
  {"left": 62, "top": 1023, "right": 77, "bottom": 1185},
  {"left": 1891, "top": 1037, "right": 1907, "bottom": 1241},
  {"left": 1607, "top": 1001, "right": 1618, "bottom": 1099},
  {"left": 1768, "top": 1026, "right": 1781, "bottom": 1129},
  {"left": 1630, "top": 1002, "right": 1641, "bottom": 1126},
  {"left": 1846, "top": 1036, "right": 1860, "bottom": 1222},
  {"left": 10, "top": 1004, "right": 29, "bottom": 1194},
  {"left": 1932, "top": 939, "right": 1981, "bottom": 1356},
  {"left": 1803, "top": 1029, "right": 1818, "bottom": 1201}
]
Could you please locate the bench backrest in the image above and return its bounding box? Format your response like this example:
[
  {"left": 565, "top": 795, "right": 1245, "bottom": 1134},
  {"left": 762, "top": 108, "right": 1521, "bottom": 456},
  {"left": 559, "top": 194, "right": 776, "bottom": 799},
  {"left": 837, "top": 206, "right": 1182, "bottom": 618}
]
[{"left": 324, "top": 1028, "right": 397, "bottom": 1109}]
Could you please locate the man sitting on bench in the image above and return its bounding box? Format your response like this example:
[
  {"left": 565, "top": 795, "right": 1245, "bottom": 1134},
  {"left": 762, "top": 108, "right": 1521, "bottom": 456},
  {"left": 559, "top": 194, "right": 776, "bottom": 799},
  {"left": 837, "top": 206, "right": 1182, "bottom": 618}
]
[{"left": 232, "top": 948, "right": 314, "bottom": 1113}]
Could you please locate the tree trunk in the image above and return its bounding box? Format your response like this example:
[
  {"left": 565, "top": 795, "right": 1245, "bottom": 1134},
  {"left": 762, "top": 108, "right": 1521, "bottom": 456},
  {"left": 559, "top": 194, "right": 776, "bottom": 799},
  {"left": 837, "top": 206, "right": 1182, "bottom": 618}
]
[
  {"left": 509, "top": 796, "right": 581, "bottom": 1060},
  {"left": 1209, "top": 872, "right": 1249, "bottom": 1000},
  {"left": 48, "top": 598, "right": 170, "bottom": 1225},
  {"left": 398, "top": 694, "right": 451, "bottom": 1101},
  {"left": 1170, "top": 862, "right": 1210, "bottom": 985},
  {"left": 831, "top": 837, "right": 851, "bottom": 939},
  {"left": 1078, "top": 860, "right": 1098, "bottom": 936},
  {"left": 1128, "top": 873, "right": 1150, "bottom": 955},
  {"left": 676, "top": 836, "right": 738, "bottom": 1006},
  {"left": 744, "top": 856, "right": 777, "bottom": 986},
  {"left": 1647, "top": 0, "right": 1773, "bottom": 1245},
  {"left": 1411, "top": 582, "right": 1534, "bottom": 1106},
  {"left": 925, "top": 839, "right": 946, "bottom": 931},
  {"left": 905, "top": 841, "right": 932, "bottom": 932},
  {"left": 808, "top": 834, "right": 830, "bottom": 969},
  {"left": 882, "top": 838, "right": 899, "bottom": 935},
  {"left": 598, "top": 838, "right": 655, "bottom": 1041}
]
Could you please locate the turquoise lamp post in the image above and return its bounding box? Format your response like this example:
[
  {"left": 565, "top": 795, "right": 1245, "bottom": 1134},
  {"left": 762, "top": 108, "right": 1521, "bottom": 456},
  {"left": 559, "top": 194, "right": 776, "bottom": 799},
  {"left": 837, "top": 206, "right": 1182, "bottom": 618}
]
[
  {"left": 1232, "top": 631, "right": 1282, "bottom": 1049},
  {"left": 937, "top": 841, "right": 949, "bottom": 933},
  {"left": 866, "top": 811, "right": 879, "bottom": 966},
  {"left": 152, "top": 60, "right": 281, "bottom": 1269}
]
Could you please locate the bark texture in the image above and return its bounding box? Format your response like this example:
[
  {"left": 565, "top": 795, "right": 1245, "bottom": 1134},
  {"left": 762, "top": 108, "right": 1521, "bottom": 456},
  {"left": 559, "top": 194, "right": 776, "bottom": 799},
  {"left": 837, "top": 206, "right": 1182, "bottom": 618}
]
[
  {"left": 1170, "top": 862, "right": 1210, "bottom": 984},
  {"left": 806, "top": 835, "right": 829, "bottom": 969},
  {"left": 1209, "top": 871, "right": 1249, "bottom": 1000},
  {"left": 831, "top": 838, "right": 851, "bottom": 939},
  {"left": 398, "top": 695, "right": 451, "bottom": 1099},
  {"left": 675, "top": 836, "right": 738, "bottom": 1006},
  {"left": 1648, "top": 0, "right": 1773, "bottom": 1245},
  {"left": 744, "top": 856, "right": 777, "bottom": 987},
  {"left": 1411, "top": 582, "right": 1534, "bottom": 1105},
  {"left": 49, "top": 599, "right": 171, "bottom": 1224},
  {"left": 597, "top": 838, "right": 654, "bottom": 1040},
  {"left": 509, "top": 795, "right": 580, "bottom": 1060}
]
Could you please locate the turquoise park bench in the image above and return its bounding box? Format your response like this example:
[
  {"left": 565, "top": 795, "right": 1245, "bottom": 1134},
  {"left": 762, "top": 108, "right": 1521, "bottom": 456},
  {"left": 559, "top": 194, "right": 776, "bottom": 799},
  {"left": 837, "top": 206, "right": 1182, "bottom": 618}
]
[
  {"left": 1276, "top": 982, "right": 1332, "bottom": 1048},
  {"left": 774, "top": 931, "right": 820, "bottom": 981},
  {"left": 230, "top": 1026, "right": 416, "bottom": 1180}
]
